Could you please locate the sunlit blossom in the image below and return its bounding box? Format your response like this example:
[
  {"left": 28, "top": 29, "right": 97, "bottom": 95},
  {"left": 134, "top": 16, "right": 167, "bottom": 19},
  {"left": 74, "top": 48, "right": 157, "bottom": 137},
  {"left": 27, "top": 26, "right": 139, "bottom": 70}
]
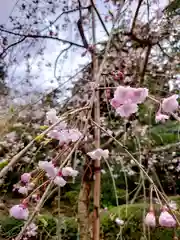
[{"left": 87, "top": 148, "right": 109, "bottom": 160}]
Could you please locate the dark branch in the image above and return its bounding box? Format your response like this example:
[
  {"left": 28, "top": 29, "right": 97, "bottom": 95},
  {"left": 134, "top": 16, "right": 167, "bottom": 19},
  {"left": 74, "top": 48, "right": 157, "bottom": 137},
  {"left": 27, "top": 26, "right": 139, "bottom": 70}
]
[
  {"left": 140, "top": 44, "right": 152, "bottom": 84},
  {"left": 0, "top": 36, "right": 26, "bottom": 58},
  {"left": 41, "top": 6, "right": 91, "bottom": 33},
  {"left": 54, "top": 44, "right": 72, "bottom": 80},
  {"left": 90, "top": 0, "right": 109, "bottom": 36},
  {"left": 125, "top": 32, "right": 152, "bottom": 46},
  {"left": 77, "top": 0, "right": 89, "bottom": 49},
  {"left": 0, "top": 27, "right": 85, "bottom": 49},
  {"left": 131, "top": 0, "right": 143, "bottom": 33}
]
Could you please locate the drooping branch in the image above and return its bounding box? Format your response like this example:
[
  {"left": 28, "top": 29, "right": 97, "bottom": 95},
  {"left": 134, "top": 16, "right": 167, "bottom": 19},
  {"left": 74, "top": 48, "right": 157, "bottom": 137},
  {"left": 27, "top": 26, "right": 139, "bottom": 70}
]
[
  {"left": 0, "top": 36, "right": 26, "bottom": 58},
  {"left": 0, "top": 27, "right": 86, "bottom": 49},
  {"left": 54, "top": 44, "right": 72, "bottom": 80},
  {"left": 140, "top": 44, "right": 152, "bottom": 84}
]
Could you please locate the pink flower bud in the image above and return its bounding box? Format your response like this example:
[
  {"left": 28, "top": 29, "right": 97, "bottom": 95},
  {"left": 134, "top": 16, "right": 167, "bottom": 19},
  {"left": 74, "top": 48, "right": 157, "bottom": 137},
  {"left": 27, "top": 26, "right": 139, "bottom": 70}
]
[
  {"left": 155, "top": 113, "right": 169, "bottom": 123},
  {"left": 21, "top": 173, "right": 31, "bottom": 183},
  {"left": 159, "top": 210, "right": 176, "bottom": 228},
  {"left": 144, "top": 211, "right": 156, "bottom": 227},
  {"left": 10, "top": 204, "right": 29, "bottom": 220},
  {"left": 162, "top": 95, "right": 179, "bottom": 113}
]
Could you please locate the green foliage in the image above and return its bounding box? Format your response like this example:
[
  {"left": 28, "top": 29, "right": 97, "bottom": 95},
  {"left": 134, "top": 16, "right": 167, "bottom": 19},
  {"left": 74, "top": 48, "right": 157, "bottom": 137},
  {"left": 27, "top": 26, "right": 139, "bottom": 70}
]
[
  {"left": 0, "top": 216, "right": 24, "bottom": 238},
  {"left": 166, "top": 0, "right": 180, "bottom": 16},
  {"left": 2, "top": 199, "right": 180, "bottom": 239},
  {"left": 64, "top": 190, "right": 79, "bottom": 205},
  {"left": 0, "top": 159, "right": 8, "bottom": 169},
  {"left": 150, "top": 121, "right": 180, "bottom": 145}
]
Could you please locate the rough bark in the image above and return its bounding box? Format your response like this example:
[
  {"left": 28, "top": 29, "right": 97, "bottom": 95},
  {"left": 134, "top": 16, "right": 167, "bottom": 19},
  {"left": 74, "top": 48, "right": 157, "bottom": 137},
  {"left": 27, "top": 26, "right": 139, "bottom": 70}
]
[{"left": 78, "top": 180, "right": 91, "bottom": 240}]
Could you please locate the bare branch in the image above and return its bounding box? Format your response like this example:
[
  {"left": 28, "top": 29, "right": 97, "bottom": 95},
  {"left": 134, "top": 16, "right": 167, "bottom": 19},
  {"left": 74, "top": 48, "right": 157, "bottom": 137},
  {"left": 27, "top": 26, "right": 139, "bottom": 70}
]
[
  {"left": 90, "top": 0, "right": 109, "bottom": 36},
  {"left": 41, "top": 6, "right": 91, "bottom": 33},
  {"left": 130, "top": 0, "right": 143, "bottom": 33},
  {"left": 140, "top": 44, "right": 152, "bottom": 84}
]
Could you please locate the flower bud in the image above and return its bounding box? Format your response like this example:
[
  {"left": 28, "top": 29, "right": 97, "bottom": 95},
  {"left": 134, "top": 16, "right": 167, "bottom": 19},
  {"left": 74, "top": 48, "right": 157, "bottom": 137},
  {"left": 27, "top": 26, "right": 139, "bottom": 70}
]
[
  {"left": 159, "top": 210, "right": 176, "bottom": 228},
  {"left": 144, "top": 211, "right": 156, "bottom": 227}
]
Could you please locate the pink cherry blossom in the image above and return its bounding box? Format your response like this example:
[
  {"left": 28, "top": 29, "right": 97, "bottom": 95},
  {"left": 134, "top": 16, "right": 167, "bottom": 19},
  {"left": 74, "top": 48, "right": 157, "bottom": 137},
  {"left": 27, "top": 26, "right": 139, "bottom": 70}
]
[
  {"left": 62, "top": 167, "right": 78, "bottom": 177},
  {"left": 48, "top": 128, "right": 82, "bottom": 145},
  {"left": 116, "top": 103, "right": 138, "bottom": 117},
  {"left": 111, "top": 86, "right": 148, "bottom": 118},
  {"left": 132, "top": 88, "right": 148, "bottom": 104},
  {"left": 144, "top": 211, "right": 156, "bottom": 227},
  {"left": 18, "top": 186, "right": 28, "bottom": 195},
  {"left": 159, "top": 210, "right": 176, "bottom": 228},
  {"left": 115, "top": 217, "right": 124, "bottom": 226},
  {"left": 10, "top": 204, "right": 29, "bottom": 220},
  {"left": 54, "top": 176, "right": 66, "bottom": 187},
  {"left": 26, "top": 223, "right": 38, "bottom": 237},
  {"left": 38, "top": 161, "right": 58, "bottom": 178},
  {"left": 47, "top": 129, "right": 61, "bottom": 140},
  {"left": 113, "top": 86, "right": 148, "bottom": 105},
  {"left": 21, "top": 173, "right": 31, "bottom": 183},
  {"left": 155, "top": 113, "right": 169, "bottom": 123},
  {"left": 110, "top": 98, "right": 121, "bottom": 108},
  {"left": 68, "top": 129, "right": 83, "bottom": 142},
  {"left": 46, "top": 108, "right": 59, "bottom": 124},
  {"left": 87, "top": 148, "right": 109, "bottom": 160},
  {"left": 113, "top": 86, "right": 133, "bottom": 105},
  {"left": 162, "top": 95, "right": 179, "bottom": 113}
]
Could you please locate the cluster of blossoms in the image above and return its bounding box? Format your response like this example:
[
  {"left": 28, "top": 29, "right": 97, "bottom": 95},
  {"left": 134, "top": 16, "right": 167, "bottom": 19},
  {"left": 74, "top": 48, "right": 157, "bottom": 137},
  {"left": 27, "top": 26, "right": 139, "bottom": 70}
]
[
  {"left": 38, "top": 161, "right": 78, "bottom": 187},
  {"left": 155, "top": 94, "right": 179, "bottom": 123},
  {"left": 144, "top": 206, "right": 176, "bottom": 228},
  {"left": 13, "top": 173, "right": 34, "bottom": 196},
  {"left": 87, "top": 148, "right": 109, "bottom": 160},
  {"left": 22, "top": 222, "right": 38, "bottom": 239},
  {"left": 110, "top": 86, "right": 148, "bottom": 117},
  {"left": 46, "top": 109, "right": 83, "bottom": 145},
  {"left": 12, "top": 222, "right": 38, "bottom": 240}
]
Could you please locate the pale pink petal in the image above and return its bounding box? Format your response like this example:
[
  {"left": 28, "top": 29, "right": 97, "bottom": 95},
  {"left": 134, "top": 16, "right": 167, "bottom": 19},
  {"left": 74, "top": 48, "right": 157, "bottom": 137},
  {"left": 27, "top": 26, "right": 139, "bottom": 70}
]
[
  {"left": 159, "top": 210, "right": 176, "bottom": 228},
  {"left": 47, "top": 130, "right": 61, "bottom": 140},
  {"left": 21, "top": 173, "right": 31, "bottom": 183},
  {"left": 54, "top": 176, "right": 66, "bottom": 187},
  {"left": 38, "top": 161, "right": 58, "bottom": 178},
  {"left": 87, "top": 148, "right": 109, "bottom": 160},
  {"left": 46, "top": 109, "right": 59, "bottom": 124},
  {"left": 18, "top": 186, "right": 28, "bottom": 195},
  {"left": 144, "top": 212, "right": 156, "bottom": 227},
  {"left": 155, "top": 113, "right": 169, "bottom": 123},
  {"left": 10, "top": 205, "right": 29, "bottom": 220},
  {"left": 62, "top": 167, "right": 78, "bottom": 177},
  {"left": 162, "top": 95, "right": 179, "bottom": 113},
  {"left": 132, "top": 88, "right": 148, "bottom": 104},
  {"left": 110, "top": 98, "right": 121, "bottom": 108},
  {"left": 116, "top": 103, "right": 138, "bottom": 117}
]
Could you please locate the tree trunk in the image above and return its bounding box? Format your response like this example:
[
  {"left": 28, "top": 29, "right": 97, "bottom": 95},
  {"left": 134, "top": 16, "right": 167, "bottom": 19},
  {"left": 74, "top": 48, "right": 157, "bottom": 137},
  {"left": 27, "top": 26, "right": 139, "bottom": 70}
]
[{"left": 78, "top": 180, "right": 91, "bottom": 240}]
